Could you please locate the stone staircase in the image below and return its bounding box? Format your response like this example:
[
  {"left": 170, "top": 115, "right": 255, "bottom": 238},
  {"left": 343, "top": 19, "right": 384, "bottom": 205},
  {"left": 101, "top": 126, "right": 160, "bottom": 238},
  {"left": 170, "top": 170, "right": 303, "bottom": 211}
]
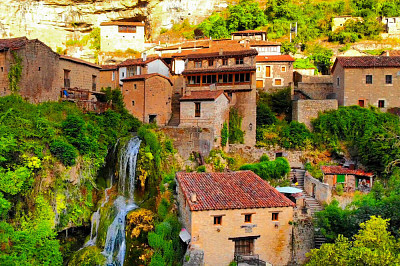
[
  {"left": 290, "top": 169, "right": 327, "bottom": 249},
  {"left": 168, "top": 93, "right": 181, "bottom": 126}
]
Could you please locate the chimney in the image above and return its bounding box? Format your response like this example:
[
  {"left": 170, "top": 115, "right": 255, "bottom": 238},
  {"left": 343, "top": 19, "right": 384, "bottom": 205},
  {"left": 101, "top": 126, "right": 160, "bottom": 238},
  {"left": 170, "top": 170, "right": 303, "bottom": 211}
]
[
  {"left": 142, "top": 52, "right": 147, "bottom": 61},
  {"left": 190, "top": 193, "right": 197, "bottom": 203},
  {"left": 219, "top": 48, "right": 223, "bottom": 56}
]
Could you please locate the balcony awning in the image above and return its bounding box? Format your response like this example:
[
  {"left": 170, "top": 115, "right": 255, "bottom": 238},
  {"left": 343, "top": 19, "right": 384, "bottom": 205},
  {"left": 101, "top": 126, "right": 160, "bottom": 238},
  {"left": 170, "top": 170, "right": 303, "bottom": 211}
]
[
  {"left": 276, "top": 187, "right": 302, "bottom": 194},
  {"left": 179, "top": 228, "right": 191, "bottom": 244}
]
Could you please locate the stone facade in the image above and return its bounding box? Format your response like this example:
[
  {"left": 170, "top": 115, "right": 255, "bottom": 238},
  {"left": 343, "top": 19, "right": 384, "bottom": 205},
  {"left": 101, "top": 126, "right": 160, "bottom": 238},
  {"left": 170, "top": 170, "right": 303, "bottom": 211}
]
[
  {"left": 332, "top": 62, "right": 400, "bottom": 109},
  {"left": 292, "top": 99, "right": 338, "bottom": 129},
  {"left": 180, "top": 92, "right": 230, "bottom": 148},
  {"left": 58, "top": 56, "right": 101, "bottom": 92},
  {"left": 100, "top": 22, "right": 146, "bottom": 52},
  {"left": 99, "top": 67, "right": 119, "bottom": 89},
  {"left": 256, "top": 55, "right": 294, "bottom": 91},
  {"left": 0, "top": 38, "right": 60, "bottom": 102},
  {"left": 122, "top": 74, "right": 172, "bottom": 125},
  {"left": 294, "top": 72, "right": 334, "bottom": 100}
]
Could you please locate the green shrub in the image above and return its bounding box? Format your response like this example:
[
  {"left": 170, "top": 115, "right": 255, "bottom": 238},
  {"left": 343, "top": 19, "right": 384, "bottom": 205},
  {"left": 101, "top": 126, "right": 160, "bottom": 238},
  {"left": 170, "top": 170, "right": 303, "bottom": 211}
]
[
  {"left": 221, "top": 122, "right": 229, "bottom": 147},
  {"left": 280, "top": 121, "right": 313, "bottom": 150},
  {"left": 197, "top": 165, "right": 206, "bottom": 173},
  {"left": 49, "top": 140, "right": 78, "bottom": 166},
  {"left": 260, "top": 154, "right": 270, "bottom": 162},
  {"left": 257, "top": 102, "right": 277, "bottom": 126},
  {"left": 229, "top": 108, "right": 244, "bottom": 144},
  {"left": 335, "top": 183, "right": 344, "bottom": 196},
  {"left": 240, "top": 157, "right": 290, "bottom": 181}
]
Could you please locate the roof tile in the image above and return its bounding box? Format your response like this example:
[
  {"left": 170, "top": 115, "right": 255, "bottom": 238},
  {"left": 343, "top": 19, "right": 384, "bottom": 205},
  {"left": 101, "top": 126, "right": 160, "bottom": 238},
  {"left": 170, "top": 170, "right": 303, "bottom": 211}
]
[
  {"left": 256, "top": 55, "right": 295, "bottom": 62},
  {"left": 180, "top": 90, "right": 228, "bottom": 101},
  {"left": 321, "top": 166, "right": 374, "bottom": 177},
  {"left": 0, "top": 37, "right": 29, "bottom": 51},
  {"left": 176, "top": 171, "right": 295, "bottom": 211}
]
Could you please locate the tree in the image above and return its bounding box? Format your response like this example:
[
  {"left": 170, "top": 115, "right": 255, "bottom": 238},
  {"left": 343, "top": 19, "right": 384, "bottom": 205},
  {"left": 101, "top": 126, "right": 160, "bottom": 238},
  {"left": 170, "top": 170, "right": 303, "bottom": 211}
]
[
  {"left": 226, "top": 0, "right": 267, "bottom": 32},
  {"left": 307, "top": 216, "right": 400, "bottom": 265},
  {"left": 256, "top": 103, "right": 277, "bottom": 126},
  {"left": 306, "top": 44, "right": 333, "bottom": 74},
  {"left": 197, "top": 14, "right": 229, "bottom": 39}
]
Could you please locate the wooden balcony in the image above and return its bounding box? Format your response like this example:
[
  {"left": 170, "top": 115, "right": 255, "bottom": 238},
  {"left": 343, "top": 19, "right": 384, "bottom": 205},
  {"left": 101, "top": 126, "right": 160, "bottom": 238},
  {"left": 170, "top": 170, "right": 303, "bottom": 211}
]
[{"left": 60, "top": 87, "right": 110, "bottom": 114}]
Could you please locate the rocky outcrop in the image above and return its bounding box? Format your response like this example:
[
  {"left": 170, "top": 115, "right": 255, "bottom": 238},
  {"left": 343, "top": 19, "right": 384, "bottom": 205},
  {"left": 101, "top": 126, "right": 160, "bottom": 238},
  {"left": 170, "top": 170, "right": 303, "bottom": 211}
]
[{"left": 0, "top": 0, "right": 229, "bottom": 50}]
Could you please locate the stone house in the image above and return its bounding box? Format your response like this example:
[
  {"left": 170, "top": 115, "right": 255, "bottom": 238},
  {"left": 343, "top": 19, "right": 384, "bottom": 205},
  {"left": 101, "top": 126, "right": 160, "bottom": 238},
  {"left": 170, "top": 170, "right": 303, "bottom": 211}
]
[
  {"left": 231, "top": 30, "right": 267, "bottom": 41},
  {"left": 0, "top": 37, "right": 60, "bottom": 102},
  {"left": 100, "top": 21, "right": 146, "bottom": 52},
  {"left": 332, "top": 16, "right": 363, "bottom": 32},
  {"left": 331, "top": 56, "right": 400, "bottom": 109},
  {"left": 256, "top": 55, "right": 294, "bottom": 91},
  {"left": 181, "top": 41, "right": 258, "bottom": 146},
  {"left": 249, "top": 40, "right": 281, "bottom": 56},
  {"left": 99, "top": 65, "right": 119, "bottom": 89},
  {"left": 58, "top": 55, "right": 101, "bottom": 91},
  {"left": 118, "top": 55, "right": 170, "bottom": 87},
  {"left": 0, "top": 37, "right": 101, "bottom": 103},
  {"left": 321, "top": 165, "right": 374, "bottom": 192},
  {"left": 382, "top": 17, "right": 400, "bottom": 35},
  {"left": 121, "top": 73, "right": 173, "bottom": 125},
  {"left": 176, "top": 171, "right": 295, "bottom": 266},
  {"left": 179, "top": 90, "right": 230, "bottom": 147}
]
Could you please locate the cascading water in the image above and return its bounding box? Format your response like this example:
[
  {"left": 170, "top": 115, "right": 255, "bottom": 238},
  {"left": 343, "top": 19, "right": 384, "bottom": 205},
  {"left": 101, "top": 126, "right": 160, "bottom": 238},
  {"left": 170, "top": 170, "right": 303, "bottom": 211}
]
[{"left": 101, "top": 137, "right": 142, "bottom": 266}]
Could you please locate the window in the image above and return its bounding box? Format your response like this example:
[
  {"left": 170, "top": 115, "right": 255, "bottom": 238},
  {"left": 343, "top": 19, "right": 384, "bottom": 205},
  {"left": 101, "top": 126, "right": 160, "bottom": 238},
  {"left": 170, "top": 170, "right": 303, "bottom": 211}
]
[
  {"left": 92, "top": 75, "right": 97, "bottom": 91},
  {"left": 234, "top": 239, "right": 254, "bottom": 255},
  {"left": 149, "top": 115, "right": 157, "bottom": 124},
  {"left": 127, "top": 67, "right": 137, "bottom": 77},
  {"left": 234, "top": 73, "right": 251, "bottom": 83},
  {"left": 64, "top": 69, "right": 70, "bottom": 88},
  {"left": 386, "top": 75, "right": 393, "bottom": 84},
  {"left": 256, "top": 80, "right": 264, "bottom": 89},
  {"left": 132, "top": 100, "right": 135, "bottom": 106},
  {"left": 265, "top": 66, "right": 271, "bottom": 77},
  {"left": 244, "top": 214, "right": 252, "bottom": 223},
  {"left": 337, "top": 77, "right": 340, "bottom": 87},
  {"left": 358, "top": 99, "right": 365, "bottom": 107},
  {"left": 281, "top": 66, "right": 286, "bottom": 72},
  {"left": 366, "top": 75, "right": 373, "bottom": 84},
  {"left": 1, "top": 67, "right": 3, "bottom": 72},
  {"left": 188, "top": 75, "right": 201, "bottom": 85},
  {"left": 203, "top": 75, "right": 217, "bottom": 84},
  {"left": 236, "top": 58, "right": 244, "bottom": 65},
  {"left": 122, "top": 72, "right": 125, "bottom": 78},
  {"left": 222, "top": 59, "right": 228, "bottom": 65},
  {"left": 195, "top": 102, "right": 201, "bottom": 117},
  {"left": 208, "top": 60, "right": 214, "bottom": 66},
  {"left": 272, "top": 213, "right": 279, "bottom": 221},
  {"left": 195, "top": 61, "right": 202, "bottom": 68},
  {"left": 274, "top": 79, "right": 282, "bottom": 86},
  {"left": 38, "top": 67, "right": 41, "bottom": 71},
  {"left": 112, "top": 71, "right": 115, "bottom": 81},
  {"left": 217, "top": 74, "right": 233, "bottom": 84},
  {"left": 378, "top": 100, "right": 385, "bottom": 108},
  {"left": 213, "top": 215, "right": 222, "bottom": 225},
  {"left": 134, "top": 84, "right": 137, "bottom": 90},
  {"left": 118, "top": 25, "right": 136, "bottom": 33}
]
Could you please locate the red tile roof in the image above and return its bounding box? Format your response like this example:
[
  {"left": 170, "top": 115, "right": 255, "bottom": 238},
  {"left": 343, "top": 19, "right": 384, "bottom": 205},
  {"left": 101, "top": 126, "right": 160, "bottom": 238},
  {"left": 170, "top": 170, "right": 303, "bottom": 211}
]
[
  {"left": 179, "top": 90, "right": 229, "bottom": 102},
  {"left": 182, "top": 66, "right": 256, "bottom": 75},
  {"left": 381, "top": 50, "right": 400, "bottom": 56},
  {"left": 100, "top": 21, "right": 145, "bottom": 26},
  {"left": 121, "top": 73, "right": 172, "bottom": 85},
  {"left": 100, "top": 65, "right": 118, "bottom": 71},
  {"left": 60, "top": 55, "right": 102, "bottom": 69},
  {"left": 256, "top": 55, "right": 295, "bottom": 62},
  {"left": 332, "top": 56, "right": 400, "bottom": 72},
  {"left": 118, "top": 56, "right": 160, "bottom": 67},
  {"left": 321, "top": 166, "right": 374, "bottom": 177},
  {"left": 249, "top": 40, "right": 281, "bottom": 46},
  {"left": 0, "top": 37, "right": 29, "bottom": 51},
  {"left": 176, "top": 171, "right": 295, "bottom": 211},
  {"left": 186, "top": 41, "right": 258, "bottom": 59}
]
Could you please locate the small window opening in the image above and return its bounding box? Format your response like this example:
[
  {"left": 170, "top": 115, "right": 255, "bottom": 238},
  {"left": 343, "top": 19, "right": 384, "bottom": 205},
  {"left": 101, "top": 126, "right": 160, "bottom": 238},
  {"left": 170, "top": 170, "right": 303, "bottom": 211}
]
[
  {"left": 214, "top": 216, "right": 222, "bottom": 225},
  {"left": 272, "top": 213, "right": 279, "bottom": 221}
]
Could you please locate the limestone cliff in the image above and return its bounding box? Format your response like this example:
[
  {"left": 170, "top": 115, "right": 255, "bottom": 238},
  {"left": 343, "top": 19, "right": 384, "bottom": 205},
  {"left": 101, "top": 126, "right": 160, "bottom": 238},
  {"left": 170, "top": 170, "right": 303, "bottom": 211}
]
[{"left": 0, "top": 0, "right": 230, "bottom": 50}]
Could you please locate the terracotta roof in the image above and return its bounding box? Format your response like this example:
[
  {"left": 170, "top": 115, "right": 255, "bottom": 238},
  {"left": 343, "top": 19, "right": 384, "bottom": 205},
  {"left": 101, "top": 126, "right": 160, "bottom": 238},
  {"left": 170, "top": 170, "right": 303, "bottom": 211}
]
[
  {"left": 100, "top": 21, "right": 145, "bottom": 26},
  {"left": 0, "top": 37, "right": 29, "bottom": 51},
  {"left": 121, "top": 73, "right": 172, "bottom": 85},
  {"left": 179, "top": 90, "right": 229, "bottom": 101},
  {"left": 256, "top": 55, "right": 295, "bottom": 62},
  {"left": 232, "top": 30, "right": 266, "bottom": 34},
  {"left": 156, "top": 40, "right": 211, "bottom": 51},
  {"left": 182, "top": 66, "right": 256, "bottom": 75},
  {"left": 118, "top": 56, "right": 160, "bottom": 67},
  {"left": 186, "top": 41, "right": 258, "bottom": 59},
  {"left": 176, "top": 171, "right": 295, "bottom": 211},
  {"left": 60, "top": 55, "right": 101, "bottom": 69},
  {"left": 332, "top": 56, "right": 400, "bottom": 72},
  {"left": 321, "top": 166, "right": 374, "bottom": 177},
  {"left": 100, "top": 65, "right": 118, "bottom": 71},
  {"left": 249, "top": 40, "right": 281, "bottom": 46}
]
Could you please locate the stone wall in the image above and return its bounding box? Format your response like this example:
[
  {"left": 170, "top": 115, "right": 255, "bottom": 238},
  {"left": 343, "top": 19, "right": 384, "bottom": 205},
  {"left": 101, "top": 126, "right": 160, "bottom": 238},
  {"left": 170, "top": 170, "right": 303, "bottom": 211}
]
[
  {"left": 294, "top": 72, "right": 334, "bottom": 100},
  {"left": 99, "top": 69, "right": 119, "bottom": 89},
  {"left": 292, "top": 216, "right": 314, "bottom": 264},
  {"left": 256, "top": 61, "right": 294, "bottom": 91},
  {"left": 292, "top": 99, "right": 338, "bottom": 129},
  {"left": 100, "top": 24, "right": 145, "bottom": 52},
  {"left": 160, "top": 127, "right": 215, "bottom": 160},
  {"left": 304, "top": 172, "right": 332, "bottom": 205},
  {"left": 229, "top": 145, "right": 305, "bottom": 167},
  {"left": 58, "top": 58, "right": 100, "bottom": 91}
]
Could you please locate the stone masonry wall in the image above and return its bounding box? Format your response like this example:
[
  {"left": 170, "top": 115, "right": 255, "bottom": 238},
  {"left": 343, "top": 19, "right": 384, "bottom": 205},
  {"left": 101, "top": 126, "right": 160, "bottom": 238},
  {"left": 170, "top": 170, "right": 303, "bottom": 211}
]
[
  {"left": 57, "top": 58, "right": 100, "bottom": 91},
  {"left": 292, "top": 99, "right": 338, "bottom": 129},
  {"left": 256, "top": 61, "right": 294, "bottom": 91},
  {"left": 304, "top": 172, "right": 332, "bottom": 205},
  {"left": 160, "top": 127, "right": 215, "bottom": 160}
]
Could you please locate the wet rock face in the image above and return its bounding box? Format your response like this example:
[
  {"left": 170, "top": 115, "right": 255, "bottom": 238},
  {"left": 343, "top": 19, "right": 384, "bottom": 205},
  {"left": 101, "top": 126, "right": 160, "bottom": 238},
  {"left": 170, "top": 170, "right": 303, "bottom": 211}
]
[{"left": 0, "top": 0, "right": 228, "bottom": 50}]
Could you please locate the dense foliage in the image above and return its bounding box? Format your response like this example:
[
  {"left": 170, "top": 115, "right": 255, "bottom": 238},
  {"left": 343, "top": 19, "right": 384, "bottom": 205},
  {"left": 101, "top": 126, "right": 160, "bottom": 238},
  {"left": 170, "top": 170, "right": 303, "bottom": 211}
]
[
  {"left": 0, "top": 95, "right": 140, "bottom": 264},
  {"left": 229, "top": 108, "right": 244, "bottom": 144},
  {"left": 240, "top": 157, "right": 290, "bottom": 183},
  {"left": 307, "top": 216, "right": 400, "bottom": 265}
]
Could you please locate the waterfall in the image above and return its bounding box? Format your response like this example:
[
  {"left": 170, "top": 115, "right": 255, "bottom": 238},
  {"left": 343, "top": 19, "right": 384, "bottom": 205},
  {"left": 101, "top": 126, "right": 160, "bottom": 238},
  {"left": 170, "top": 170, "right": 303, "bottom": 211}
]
[{"left": 101, "top": 137, "right": 142, "bottom": 266}]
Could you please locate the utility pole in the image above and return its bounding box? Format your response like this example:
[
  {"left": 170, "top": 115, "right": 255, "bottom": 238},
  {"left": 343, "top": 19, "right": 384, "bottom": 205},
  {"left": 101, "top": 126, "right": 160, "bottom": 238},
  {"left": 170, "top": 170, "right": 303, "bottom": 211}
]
[{"left": 290, "top": 23, "right": 292, "bottom": 42}]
